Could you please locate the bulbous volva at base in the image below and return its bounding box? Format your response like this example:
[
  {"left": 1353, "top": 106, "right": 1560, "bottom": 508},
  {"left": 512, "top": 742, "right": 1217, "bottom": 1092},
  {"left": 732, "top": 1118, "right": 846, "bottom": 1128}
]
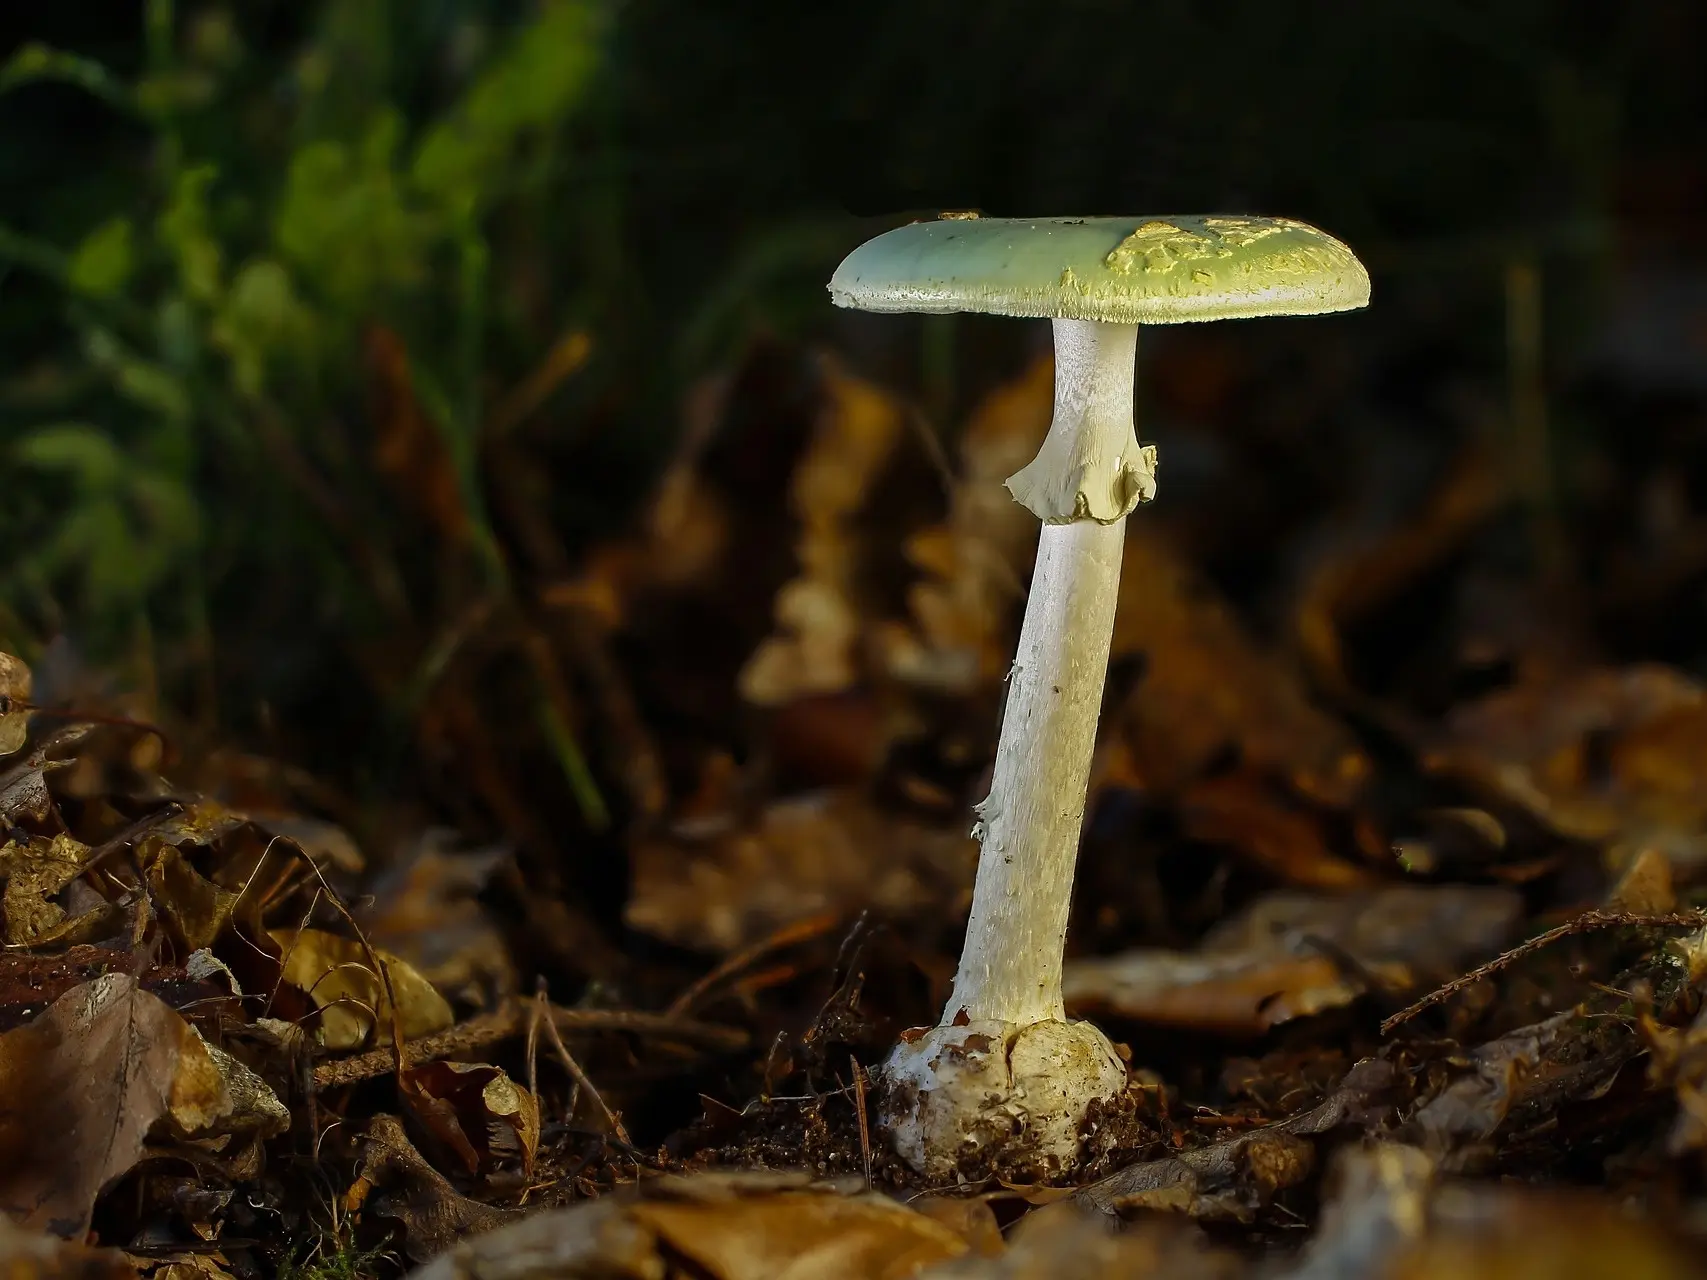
[{"left": 880, "top": 1017, "right": 1129, "bottom": 1181}]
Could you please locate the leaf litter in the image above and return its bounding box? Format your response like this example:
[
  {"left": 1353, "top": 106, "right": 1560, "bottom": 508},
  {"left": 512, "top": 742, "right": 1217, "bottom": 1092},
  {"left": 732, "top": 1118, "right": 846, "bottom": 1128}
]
[{"left": 6, "top": 334, "right": 1707, "bottom": 1280}]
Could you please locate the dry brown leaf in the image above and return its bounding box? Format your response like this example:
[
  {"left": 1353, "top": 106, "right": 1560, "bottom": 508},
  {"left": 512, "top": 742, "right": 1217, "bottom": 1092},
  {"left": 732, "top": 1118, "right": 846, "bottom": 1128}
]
[
  {"left": 0, "top": 975, "right": 232, "bottom": 1236},
  {"left": 1284, "top": 1144, "right": 1437, "bottom": 1280},
  {"left": 0, "top": 1214, "right": 135, "bottom": 1280},
  {"left": 1105, "top": 531, "right": 1369, "bottom": 807},
  {"left": 739, "top": 359, "right": 905, "bottom": 706},
  {"left": 1425, "top": 664, "right": 1707, "bottom": 869},
  {"left": 918, "top": 1199, "right": 1241, "bottom": 1280},
  {"left": 1, "top": 834, "right": 93, "bottom": 945},
  {"left": 1064, "top": 886, "right": 1521, "bottom": 1034},
  {"left": 628, "top": 1189, "right": 968, "bottom": 1280},
  {"left": 400, "top": 1060, "right": 539, "bottom": 1174},
  {"left": 369, "top": 326, "right": 470, "bottom": 546},
  {"left": 1651, "top": 995, "right": 1707, "bottom": 1154},
  {"left": 358, "top": 1113, "right": 514, "bottom": 1263},
  {"left": 1078, "top": 1058, "right": 1399, "bottom": 1220},
  {"left": 272, "top": 927, "right": 453, "bottom": 1051},
  {"left": 139, "top": 842, "right": 237, "bottom": 953},
  {"left": 627, "top": 790, "right": 975, "bottom": 952},
  {"left": 144, "top": 1256, "right": 236, "bottom": 1280},
  {"left": 408, "top": 1171, "right": 972, "bottom": 1280},
  {"left": 1176, "top": 773, "right": 1374, "bottom": 889},
  {"left": 1291, "top": 447, "right": 1507, "bottom": 702},
  {"left": 360, "top": 840, "right": 515, "bottom": 1007},
  {"left": 878, "top": 354, "right": 1051, "bottom": 694},
  {"left": 0, "top": 753, "right": 55, "bottom": 826},
  {"left": 1384, "top": 1184, "right": 1707, "bottom": 1280},
  {"left": 0, "top": 652, "right": 30, "bottom": 757}
]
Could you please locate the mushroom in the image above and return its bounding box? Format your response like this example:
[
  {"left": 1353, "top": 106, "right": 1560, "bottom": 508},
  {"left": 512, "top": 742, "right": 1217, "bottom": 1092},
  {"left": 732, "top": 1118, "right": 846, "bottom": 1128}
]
[{"left": 828, "top": 214, "right": 1370, "bottom": 1179}]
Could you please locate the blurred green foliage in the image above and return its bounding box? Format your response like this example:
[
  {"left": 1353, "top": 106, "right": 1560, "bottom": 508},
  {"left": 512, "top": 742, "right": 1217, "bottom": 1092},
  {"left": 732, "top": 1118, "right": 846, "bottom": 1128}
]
[{"left": 0, "top": 0, "right": 614, "bottom": 716}]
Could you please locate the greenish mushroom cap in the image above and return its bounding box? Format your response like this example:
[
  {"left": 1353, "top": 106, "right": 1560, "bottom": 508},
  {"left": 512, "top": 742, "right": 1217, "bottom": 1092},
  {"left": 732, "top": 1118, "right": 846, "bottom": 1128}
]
[{"left": 829, "top": 214, "right": 1370, "bottom": 324}]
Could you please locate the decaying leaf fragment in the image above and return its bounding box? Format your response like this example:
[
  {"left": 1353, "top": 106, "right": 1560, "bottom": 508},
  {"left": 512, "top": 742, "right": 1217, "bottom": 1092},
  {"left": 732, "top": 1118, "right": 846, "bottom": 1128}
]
[
  {"left": 409, "top": 1171, "right": 973, "bottom": 1280},
  {"left": 1064, "top": 886, "right": 1521, "bottom": 1034},
  {"left": 272, "top": 927, "right": 454, "bottom": 1050},
  {"left": 0, "top": 974, "right": 281, "bottom": 1236},
  {"left": 0, "top": 652, "right": 30, "bottom": 757},
  {"left": 1, "top": 834, "right": 93, "bottom": 945}
]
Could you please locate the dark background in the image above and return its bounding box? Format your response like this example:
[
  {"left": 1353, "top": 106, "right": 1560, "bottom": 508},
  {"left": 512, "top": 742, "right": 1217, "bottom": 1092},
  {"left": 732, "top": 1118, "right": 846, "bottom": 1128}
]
[{"left": 1, "top": 0, "right": 1704, "bottom": 879}]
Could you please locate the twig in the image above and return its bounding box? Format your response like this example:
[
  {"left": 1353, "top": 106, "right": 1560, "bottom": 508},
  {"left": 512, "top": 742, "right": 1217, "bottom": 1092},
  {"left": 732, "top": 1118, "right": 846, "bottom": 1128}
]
[
  {"left": 525, "top": 991, "right": 543, "bottom": 1104},
  {"left": 666, "top": 911, "right": 839, "bottom": 1017},
  {"left": 1381, "top": 909, "right": 1707, "bottom": 1035},
  {"left": 311, "top": 998, "right": 747, "bottom": 1088},
  {"left": 851, "top": 1055, "right": 872, "bottom": 1187},
  {"left": 538, "top": 990, "right": 632, "bottom": 1146},
  {"left": 313, "top": 1007, "right": 519, "bottom": 1088}
]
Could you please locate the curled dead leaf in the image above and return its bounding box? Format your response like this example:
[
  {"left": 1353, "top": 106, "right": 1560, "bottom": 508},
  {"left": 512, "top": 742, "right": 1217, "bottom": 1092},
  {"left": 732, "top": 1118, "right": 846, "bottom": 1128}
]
[{"left": 400, "top": 1060, "right": 539, "bottom": 1175}]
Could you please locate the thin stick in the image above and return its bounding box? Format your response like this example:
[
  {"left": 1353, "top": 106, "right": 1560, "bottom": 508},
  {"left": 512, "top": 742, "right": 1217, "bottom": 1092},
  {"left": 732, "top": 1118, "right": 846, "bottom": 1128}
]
[
  {"left": 312, "top": 999, "right": 747, "bottom": 1088},
  {"left": 1381, "top": 909, "right": 1706, "bottom": 1035},
  {"left": 851, "top": 1055, "right": 872, "bottom": 1186},
  {"left": 313, "top": 1007, "right": 519, "bottom": 1088},
  {"left": 667, "top": 911, "right": 839, "bottom": 1017},
  {"left": 525, "top": 991, "right": 543, "bottom": 1105},
  {"left": 539, "top": 997, "right": 632, "bottom": 1146}
]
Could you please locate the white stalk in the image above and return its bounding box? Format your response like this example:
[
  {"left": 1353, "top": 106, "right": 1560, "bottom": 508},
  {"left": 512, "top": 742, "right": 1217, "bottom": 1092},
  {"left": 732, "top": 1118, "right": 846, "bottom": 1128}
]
[
  {"left": 882, "top": 319, "right": 1152, "bottom": 1178},
  {"left": 951, "top": 318, "right": 1149, "bottom": 1023},
  {"left": 949, "top": 515, "right": 1126, "bottom": 1022}
]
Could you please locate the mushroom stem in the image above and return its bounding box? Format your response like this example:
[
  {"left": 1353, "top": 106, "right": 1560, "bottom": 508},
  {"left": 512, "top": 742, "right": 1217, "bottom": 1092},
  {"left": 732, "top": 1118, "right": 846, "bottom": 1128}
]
[
  {"left": 948, "top": 318, "right": 1146, "bottom": 1025},
  {"left": 950, "top": 516, "right": 1125, "bottom": 1022}
]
